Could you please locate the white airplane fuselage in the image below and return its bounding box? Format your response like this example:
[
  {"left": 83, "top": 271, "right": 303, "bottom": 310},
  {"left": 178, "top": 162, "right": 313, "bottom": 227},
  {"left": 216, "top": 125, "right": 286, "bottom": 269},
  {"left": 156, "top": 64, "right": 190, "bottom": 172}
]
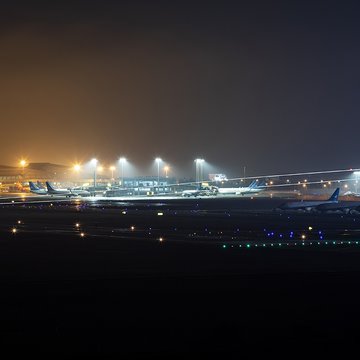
[{"left": 218, "top": 187, "right": 262, "bottom": 195}]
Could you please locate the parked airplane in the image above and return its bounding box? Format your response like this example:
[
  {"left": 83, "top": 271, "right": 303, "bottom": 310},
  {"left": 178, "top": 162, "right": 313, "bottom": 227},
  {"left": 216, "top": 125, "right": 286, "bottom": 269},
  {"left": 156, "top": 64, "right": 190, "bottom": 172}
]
[
  {"left": 36, "top": 181, "right": 46, "bottom": 190},
  {"left": 315, "top": 200, "right": 360, "bottom": 214},
  {"left": 29, "top": 181, "right": 48, "bottom": 195},
  {"left": 181, "top": 183, "right": 218, "bottom": 197},
  {"left": 343, "top": 191, "right": 360, "bottom": 197},
  {"left": 217, "top": 180, "right": 264, "bottom": 195},
  {"left": 278, "top": 188, "right": 340, "bottom": 211},
  {"left": 70, "top": 187, "right": 91, "bottom": 197},
  {"left": 45, "top": 182, "right": 90, "bottom": 197}
]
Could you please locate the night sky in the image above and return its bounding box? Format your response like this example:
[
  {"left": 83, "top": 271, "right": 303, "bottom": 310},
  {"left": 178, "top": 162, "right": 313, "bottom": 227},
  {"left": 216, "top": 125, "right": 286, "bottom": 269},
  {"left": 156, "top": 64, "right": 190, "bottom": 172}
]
[{"left": 1, "top": 0, "right": 360, "bottom": 176}]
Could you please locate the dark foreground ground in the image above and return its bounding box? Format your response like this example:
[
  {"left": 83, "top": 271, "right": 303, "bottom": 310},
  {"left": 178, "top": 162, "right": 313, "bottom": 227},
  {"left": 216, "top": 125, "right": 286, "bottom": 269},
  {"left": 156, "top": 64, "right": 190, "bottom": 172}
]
[{"left": 1, "top": 197, "right": 360, "bottom": 355}]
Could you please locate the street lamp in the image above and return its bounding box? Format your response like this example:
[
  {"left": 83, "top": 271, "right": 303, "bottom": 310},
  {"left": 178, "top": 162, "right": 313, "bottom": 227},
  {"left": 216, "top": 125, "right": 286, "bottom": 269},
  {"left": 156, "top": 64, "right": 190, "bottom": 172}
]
[
  {"left": 110, "top": 166, "right": 115, "bottom": 181},
  {"left": 164, "top": 165, "right": 169, "bottom": 178},
  {"left": 91, "top": 158, "right": 98, "bottom": 196},
  {"left": 194, "top": 158, "right": 204, "bottom": 183},
  {"left": 19, "top": 159, "right": 27, "bottom": 178},
  {"left": 155, "top": 157, "right": 162, "bottom": 191},
  {"left": 119, "top": 157, "right": 127, "bottom": 187},
  {"left": 155, "top": 158, "right": 162, "bottom": 187},
  {"left": 19, "top": 159, "right": 27, "bottom": 169},
  {"left": 73, "top": 163, "right": 81, "bottom": 184}
]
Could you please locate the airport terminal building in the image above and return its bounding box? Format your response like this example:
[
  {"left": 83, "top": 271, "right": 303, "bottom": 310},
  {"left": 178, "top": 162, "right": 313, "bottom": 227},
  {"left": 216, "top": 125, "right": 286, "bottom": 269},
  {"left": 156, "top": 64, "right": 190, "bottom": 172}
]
[{"left": 0, "top": 163, "right": 177, "bottom": 195}]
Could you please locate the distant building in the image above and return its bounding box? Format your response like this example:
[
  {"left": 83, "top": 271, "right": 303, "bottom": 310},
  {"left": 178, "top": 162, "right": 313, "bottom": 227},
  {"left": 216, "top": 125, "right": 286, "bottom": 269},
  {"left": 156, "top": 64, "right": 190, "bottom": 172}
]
[
  {"left": 104, "top": 176, "right": 176, "bottom": 196},
  {"left": 209, "top": 173, "right": 228, "bottom": 182},
  {"left": 0, "top": 163, "right": 70, "bottom": 192}
]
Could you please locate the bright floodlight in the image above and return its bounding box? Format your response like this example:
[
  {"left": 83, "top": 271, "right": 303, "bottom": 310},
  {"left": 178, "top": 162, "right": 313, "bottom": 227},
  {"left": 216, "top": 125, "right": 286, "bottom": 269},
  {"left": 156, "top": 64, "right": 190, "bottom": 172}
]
[
  {"left": 155, "top": 157, "right": 162, "bottom": 163},
  {"left": 73, "top": 164, "right": 81, "bottom": 172},
  {"left": 91, "top": 158, "right": 98, "bottom": 166},
  {"left": 119, "top": 157, "right": 127, "bottom": 164},
  {"left": 354, "top": 171, "right": 360, "bottom": 176},
  {"left": 19, "top": 159, "right": 27, "bottom": 167},
  {"left": 195, "top": 158, "right": 205, "bottom": 163},
  {"left": 109, "top": 166, "right": 115, "bottom": 171},
  {"left": 164, "top": 165, "right": 170, "bottom": 178}
]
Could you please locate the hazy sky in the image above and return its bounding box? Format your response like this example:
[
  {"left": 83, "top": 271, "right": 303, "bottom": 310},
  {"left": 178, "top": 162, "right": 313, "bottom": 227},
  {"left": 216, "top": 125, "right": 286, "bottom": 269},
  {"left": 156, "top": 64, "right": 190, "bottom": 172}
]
[{"left": 1, "top": 0, "right": 359, "bottom": 176}]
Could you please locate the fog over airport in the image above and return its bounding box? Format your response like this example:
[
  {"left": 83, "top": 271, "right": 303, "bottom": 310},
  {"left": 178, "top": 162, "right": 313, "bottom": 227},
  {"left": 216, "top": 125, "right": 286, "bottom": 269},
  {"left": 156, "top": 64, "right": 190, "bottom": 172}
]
[{"left": 1, "top": 1, "right": 360, "bottom": 176}]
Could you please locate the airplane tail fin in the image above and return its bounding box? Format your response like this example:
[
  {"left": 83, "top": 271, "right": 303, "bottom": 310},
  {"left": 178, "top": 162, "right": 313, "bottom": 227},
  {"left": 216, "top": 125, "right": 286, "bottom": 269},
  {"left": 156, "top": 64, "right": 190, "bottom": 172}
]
[
  {"left": 45, "top": 181, "right": 56, "bottom": 192},
  {"left": 248, "top": 180, "right": 257, "bottom": 188},
  {"left": 329, "top": 188, "right": 340, "bottom": 202},
  {"left": 37, "top": 181, "right": 45, "bottom": 189},
  {"left": 29, "top": 181, "right": 39, "bottom": 191},
  {"left": 250, "top": 180, "right": 263, "bottom": 188}
]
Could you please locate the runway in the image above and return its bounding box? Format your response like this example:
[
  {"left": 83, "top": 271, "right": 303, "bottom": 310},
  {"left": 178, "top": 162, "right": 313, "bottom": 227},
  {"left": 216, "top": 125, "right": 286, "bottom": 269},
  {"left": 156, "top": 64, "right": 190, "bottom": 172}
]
[
  {"left": 1, "top": 193, "right": 360, "bottom": 353},
  {"left": 2, "top": 193, "right": 360, "bottom": 246}
]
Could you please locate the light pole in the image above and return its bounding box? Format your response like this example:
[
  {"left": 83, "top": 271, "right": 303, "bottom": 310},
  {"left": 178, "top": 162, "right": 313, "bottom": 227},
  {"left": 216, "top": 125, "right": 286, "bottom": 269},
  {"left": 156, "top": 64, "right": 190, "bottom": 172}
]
[
  {"left": 194, "top": 159, "right": 204, "bottom": 183},
  {"left": 91, "top": 158, "right": 98, "bottom": 196},
  {"left": 155, "top": 158, "right": 162, "bottom": 192},
  {"left": 164, "top": 165, "right": 169, "bottom": 178},
  {"left": 73, "top": 164, "right": 81, "bottom": 184},
  {"left": 110, "top": 166, "right": 115, "bottom": 182},
  {"left": 119, "top": 157, "right": 126, "bottom": 187},
  {"left": 19, "top": 159, "right": 27, "bottom": 179}
]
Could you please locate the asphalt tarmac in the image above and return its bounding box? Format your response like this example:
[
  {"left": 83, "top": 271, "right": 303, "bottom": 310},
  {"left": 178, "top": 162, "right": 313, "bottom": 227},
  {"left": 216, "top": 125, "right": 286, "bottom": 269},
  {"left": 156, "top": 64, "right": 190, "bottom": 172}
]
[{"left": 1, "top": 195, "right": 360, "bottom": 355}]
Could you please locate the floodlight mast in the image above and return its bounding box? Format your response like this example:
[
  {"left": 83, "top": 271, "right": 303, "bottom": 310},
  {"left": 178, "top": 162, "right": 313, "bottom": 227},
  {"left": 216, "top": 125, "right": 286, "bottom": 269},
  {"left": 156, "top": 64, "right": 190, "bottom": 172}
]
[
  {"left": 119, "top": 157, "right": 126, "bottom": 187},
  {"left": 91, "top": 158, "right": 98, "bottom": 196},
  {"left": 195, "top": 158, "right": 204, "bottom": 183},
  {"left": 155, "top": 158, "right": 162, "bottom": 193}
]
